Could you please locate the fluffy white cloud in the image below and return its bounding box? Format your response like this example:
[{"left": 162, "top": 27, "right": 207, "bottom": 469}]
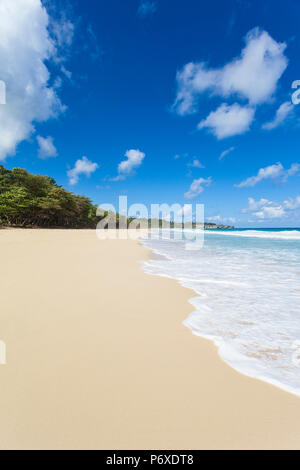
[
  {"left": 219, "top": 146, "right": 235, "bottom": 160},
  {"left": 138, "top": 1, "right": 157, "bottom": 17},
  {"left": 37, "top": 135, "right": 57, "bottom": 159},
  {"left": 242, "top": 198, "right": 271, "bottom": 212},
  {"left": 198, "top": 103, "right": 255, "bottom": 139},
  {"left": 188, "top": 159, "right": 205, "bottom": 169},
  {"left": 112, "top": 149, "right": 146, "bottom": 181},
  {"left": 0, "top": 0, "right": 71, "bottom": 161},
  {"left": 68, "top": 157, "right": 99, "bottom": 186},
  {"left": 242, "top": 198, "right": 285, "bottom": 219},
  {"left": 242, "top": 196, "right": 300, "bottom": 220},
  {"left": 174, "top": 28, "right": 288, "bottom": 116},
  {"left": 236, "top": 162, "right": 300, "bottom": 188},
  {"left": 262, "top": 101, "right": 294, "bottom": 130},
  {"left": 185, "top": 177, "right": 212, "bottom": 199}
]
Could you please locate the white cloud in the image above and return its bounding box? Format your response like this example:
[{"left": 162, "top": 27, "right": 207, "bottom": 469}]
[
  {"left": 68, "top": 157, "right": 99, "bottom": 186},
  {"left": 53, "top": 76, "right": 63, "bottom": 90},
  {"left": 219, "top": 146, "right": 235, "bottom": 160},
  {"left": 207, "top": 215, "right": 236, "bottom": 224},
  {"left": 242, "top": 196, "right": 300, "bottom": 220},
  {"left": 138, "top": 1, "right": 157, "bottom": 17},
  {"left": 283, "top": 196, "right": 300, "bottom": 210},
  {"left": 174, "top": 62, "right": 217, "bottom": 116},
  {"left": 207, "top": 215, "right": 222, "bottom": 223},
  {"left": 185, "top": 177, "right": 212, "bottom": 199},
  {"left": 285, "top": 163, "right": 300, "bottom": 180},
  {"left": 255, "top": 205, "right": 286, "bottom": 219},
  {"left": 174, "top": 28, "right": 288, "bottom": 116},
  {"left": 51, "top": 17, "right": 74, "bottom": 49},
  {"left": 61, "top": 65, "right": 72, "bottom": 80},
  {"left": 112, "top": 149, "right": 145, "bottom": 181},
  {"left": 37, "top": 135, "right": 57, "bottom": 159},
  {"left": 198, "top": 103, "right": 255, "bottom": 139},
  {"left": 242, "top": 197, "right": 272, "bottom": 213},
  {"left": 236, "top": 162, "right": 300, "bottom": 188},
  {"left": 188, "top": 159, "right": 205, "bottom": 169},
  {"left": 262, "top": 101, "right": 294, "bottom": 130},
  {"left": 242, "top": 198, "right": 285, "bottom": 219},
  {"left": 0, "top": 0, "right": 72, "bottom": 161}
]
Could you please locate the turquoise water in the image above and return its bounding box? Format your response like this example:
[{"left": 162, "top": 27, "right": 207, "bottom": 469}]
[{"left": 142, "top": 228, "right": 300, "bottom": 396}]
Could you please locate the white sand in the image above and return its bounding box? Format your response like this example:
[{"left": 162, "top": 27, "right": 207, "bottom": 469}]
[{"left": 0, "top": 229, "right": 300, "bottom": 450}]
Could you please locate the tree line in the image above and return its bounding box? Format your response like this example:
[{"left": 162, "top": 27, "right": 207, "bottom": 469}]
[{"left": 0, "top": 165, "right": 101, "bottom": 228}]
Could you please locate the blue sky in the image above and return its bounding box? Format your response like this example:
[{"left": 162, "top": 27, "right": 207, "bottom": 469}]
[{"left": 1, "top": 0, "right": 300, "bottom": 227}]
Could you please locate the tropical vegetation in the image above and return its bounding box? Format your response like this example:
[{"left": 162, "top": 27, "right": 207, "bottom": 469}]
[{"left": 0, "top": 165, "right": 100, "bottom": 228}]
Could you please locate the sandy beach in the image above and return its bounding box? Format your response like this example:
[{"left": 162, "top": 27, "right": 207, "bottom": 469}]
[{"left": 0, "top": 228, "right": 300, "bottom": 450}]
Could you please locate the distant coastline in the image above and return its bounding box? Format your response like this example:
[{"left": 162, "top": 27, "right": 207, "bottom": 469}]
[{"left": 203, "top": 223, "right": 234, "bottom": 230}]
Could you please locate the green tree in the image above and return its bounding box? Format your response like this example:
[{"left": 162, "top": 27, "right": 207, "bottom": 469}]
[{"left": 0, "top": 165, "right": 101, "bottom": 228}]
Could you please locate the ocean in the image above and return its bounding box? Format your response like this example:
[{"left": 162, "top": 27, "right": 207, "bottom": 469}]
[{"left": 141, "top": 228, "right": 300, "bottom": 396}]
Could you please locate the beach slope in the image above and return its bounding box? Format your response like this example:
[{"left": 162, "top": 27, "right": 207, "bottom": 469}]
[{"left": 0, "top": 229, "right": 300, "bottom": 450}]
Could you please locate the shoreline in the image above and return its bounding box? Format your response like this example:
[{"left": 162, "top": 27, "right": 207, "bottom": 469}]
[
  {"left": 0, "top": 229, "right": 300, "bottom": 449},
  {"left": 142, "top": 243, "right": 300, "bottom": 399},
  {"left": 140, "top": 232, "right": 300, "bottom": 399}
]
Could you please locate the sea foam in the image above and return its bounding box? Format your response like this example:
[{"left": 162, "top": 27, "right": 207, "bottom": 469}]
[{"left": 141, "top": 229, "right": 300, "bottom": 397}]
